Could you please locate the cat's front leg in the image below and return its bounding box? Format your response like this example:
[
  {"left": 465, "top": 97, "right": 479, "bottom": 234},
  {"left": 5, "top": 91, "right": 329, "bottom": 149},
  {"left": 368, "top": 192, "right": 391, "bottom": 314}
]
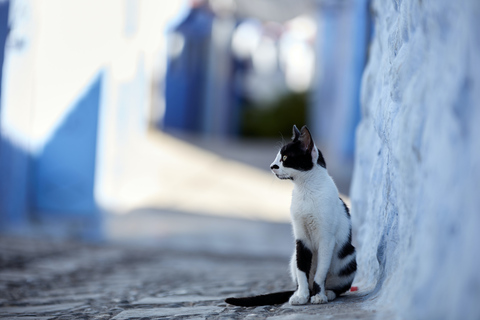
[
  {"left": 289, "top": 268, "right": 310, "bottom": 305},
  {"left": 310, "top": 239, "right": 335, "bottom": 304},
  {"left": 310, "top": 283, "right": 328, "bottom": 304},
  {"left": 289, "top": 240, "right": 312, "bottom": 305},
  {"left": 289, "top": 289, "right": 310, "bottom": 305}
]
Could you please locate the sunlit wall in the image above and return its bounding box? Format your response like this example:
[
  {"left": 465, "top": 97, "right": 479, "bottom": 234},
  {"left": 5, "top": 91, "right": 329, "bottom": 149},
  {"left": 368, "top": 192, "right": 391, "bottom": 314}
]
[{"left": 0, "top": 0, "right": 183, "bottom": 238}]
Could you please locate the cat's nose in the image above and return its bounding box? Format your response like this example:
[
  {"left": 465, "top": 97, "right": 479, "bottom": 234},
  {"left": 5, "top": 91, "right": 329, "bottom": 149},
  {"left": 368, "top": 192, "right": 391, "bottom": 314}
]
[{"left": 270, "top": 164, "right": 279, "bottom": 170}]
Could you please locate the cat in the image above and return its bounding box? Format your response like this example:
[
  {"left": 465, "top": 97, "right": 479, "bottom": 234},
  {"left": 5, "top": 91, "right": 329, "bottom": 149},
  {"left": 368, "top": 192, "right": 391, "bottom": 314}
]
[{"left": 225, "top": 125, "right": 356, "bottom": 306}]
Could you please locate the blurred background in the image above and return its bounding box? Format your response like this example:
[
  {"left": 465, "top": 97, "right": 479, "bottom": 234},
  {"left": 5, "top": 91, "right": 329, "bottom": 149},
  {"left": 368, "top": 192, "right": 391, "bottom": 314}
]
[{"left": 0, "top": 0, "right": 371, "bottom": 247}]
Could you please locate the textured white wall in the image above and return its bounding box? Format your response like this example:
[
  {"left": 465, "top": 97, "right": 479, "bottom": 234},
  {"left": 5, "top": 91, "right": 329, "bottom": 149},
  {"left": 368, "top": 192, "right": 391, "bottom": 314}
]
[{"left": 351, "top": 0, "right": 480, "bottom": 319}]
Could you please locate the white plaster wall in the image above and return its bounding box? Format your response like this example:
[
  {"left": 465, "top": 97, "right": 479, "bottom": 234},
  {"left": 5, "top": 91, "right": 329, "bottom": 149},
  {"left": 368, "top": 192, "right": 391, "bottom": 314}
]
[{"left": 351, "top": 0, "right": 480, "bottom": 319}]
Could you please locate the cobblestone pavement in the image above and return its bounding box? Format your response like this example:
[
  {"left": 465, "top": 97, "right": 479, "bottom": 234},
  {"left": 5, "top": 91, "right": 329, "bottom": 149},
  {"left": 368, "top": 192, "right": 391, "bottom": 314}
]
[{"left": 0, "top": 233, "right": 378, "bottom": 320}]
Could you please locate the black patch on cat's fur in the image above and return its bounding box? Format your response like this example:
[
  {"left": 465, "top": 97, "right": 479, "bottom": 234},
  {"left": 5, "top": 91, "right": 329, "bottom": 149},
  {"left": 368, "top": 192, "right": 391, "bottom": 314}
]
[
  {"left": 292, "top": 125, "right": 301, "bottom": 140},
  {"left": 311, "top": 281, "right": 321, "bottom": 296},
  {"left": 225, "top": 291, "right": 295, "bottom": 307},
  {"left": 339, "top": 259, "right": 357, "bottom": 277},
  {"left": 296, "top": 240, "right": 312, "bottom": 278},
  {"left": 340, "top": 198, "right": 350, "bottom": 217},
  {"left": 281, "top": 142, "right": 314, "bottom": 172},
  {"left": 338, "top": 230, "right": 355, "bottom": 259},
  {"left": 280, "top": 135, "right": 326, "bottom": 171},
  {"left": 331, "top": 283, "right": 352, "bottom": 296},
  {"left": 317, "top": 148, "right": 326, "bottom": 168},
  {"left": 338, "top": 242, "right": 355, "bottom": 260}
]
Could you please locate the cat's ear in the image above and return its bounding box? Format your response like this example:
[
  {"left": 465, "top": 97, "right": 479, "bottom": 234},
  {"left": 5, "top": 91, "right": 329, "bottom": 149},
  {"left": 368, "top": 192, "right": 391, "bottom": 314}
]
[
  {"left": 299, "top": 125, "right": 314, "bottom": 152},
  {"left": 292, "top": 125, "right": 301, "bottom": 141}
]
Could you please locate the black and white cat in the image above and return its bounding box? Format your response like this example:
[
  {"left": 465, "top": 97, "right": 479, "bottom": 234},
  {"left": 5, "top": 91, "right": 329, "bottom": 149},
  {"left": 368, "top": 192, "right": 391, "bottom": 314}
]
[{"left": 226, "top": 125, "right": 356, "bottom": 306}]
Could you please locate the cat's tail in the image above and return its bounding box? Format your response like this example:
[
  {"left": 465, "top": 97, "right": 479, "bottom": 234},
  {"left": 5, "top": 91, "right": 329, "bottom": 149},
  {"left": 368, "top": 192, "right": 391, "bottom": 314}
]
[{"left": 225, "top": 290, "right": 295, "bottom": 307}]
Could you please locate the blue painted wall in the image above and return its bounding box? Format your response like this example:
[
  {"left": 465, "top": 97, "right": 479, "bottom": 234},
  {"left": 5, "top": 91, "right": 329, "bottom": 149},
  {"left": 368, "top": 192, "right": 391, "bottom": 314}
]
[
  {"left": 0, "top": 72, "right": 103, "bottom": 240},
  {"left": 31, "top": 74, "right": 103, "bottom": 240},
  {"left": 0, "top": 0, "right": 9, "bottom": 116},
  {"left": 0, "top": 139, "right": 32, "bottom": 232},
  {"left": 351, "top": 0, "right": 480, "bottom": 318},
  {"left": 164, "top": 4, "right": 213, "bottom": 132},
  {"left": 0, "top": 1, "right": 29, "bottom": 232},
  {"left": 311, "top": 0, "right": 371, "bottom": 161}
]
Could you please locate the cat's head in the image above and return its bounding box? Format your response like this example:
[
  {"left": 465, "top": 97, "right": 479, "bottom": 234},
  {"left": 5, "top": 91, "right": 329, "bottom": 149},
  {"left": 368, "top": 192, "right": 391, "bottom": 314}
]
[{"left": 270, "top": 125, "right": 326, "bottom": 181}]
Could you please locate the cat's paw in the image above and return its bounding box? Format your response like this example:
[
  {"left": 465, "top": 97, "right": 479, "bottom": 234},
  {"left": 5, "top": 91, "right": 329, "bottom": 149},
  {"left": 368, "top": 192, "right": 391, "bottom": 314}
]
[
  {"left": 310, "top": 292, "right": 328, "bottom": 304},
  {"left": 326, "top": 290, "right": 337, "bottom": 301},
  {"left": 289, "top": 291, "right": 309, "bottom": 305}
]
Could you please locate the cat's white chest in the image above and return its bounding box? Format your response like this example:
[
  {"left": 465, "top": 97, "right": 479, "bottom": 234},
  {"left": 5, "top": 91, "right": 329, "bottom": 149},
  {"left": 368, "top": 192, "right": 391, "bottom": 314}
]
[
  {"left": 290, "top": 186, "right": 320, "bottom": 217},
  {"left": 290, "top": 188, "right": 322, "bottom": 242}
]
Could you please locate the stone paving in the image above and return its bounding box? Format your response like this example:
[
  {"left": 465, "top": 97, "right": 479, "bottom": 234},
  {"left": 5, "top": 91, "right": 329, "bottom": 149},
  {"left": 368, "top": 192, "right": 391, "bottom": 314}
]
[
  {"left": 0, "top": 231, "right": 378, "bottom": 320},
  {"left": 1, "top": 200, "right": 378, "bottom": 320}
]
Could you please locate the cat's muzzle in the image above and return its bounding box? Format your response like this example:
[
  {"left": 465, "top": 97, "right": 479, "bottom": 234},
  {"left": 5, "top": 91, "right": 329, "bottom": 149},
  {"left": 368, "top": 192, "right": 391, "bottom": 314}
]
[{"left": 275, "top": 173, "right": 292, "bottom": 180}]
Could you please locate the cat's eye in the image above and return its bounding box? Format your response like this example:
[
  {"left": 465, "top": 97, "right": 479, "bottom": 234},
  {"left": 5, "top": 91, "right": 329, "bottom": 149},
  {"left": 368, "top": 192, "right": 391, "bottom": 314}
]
[{"left": 282, "top": 155, "right": 287, "bottom": 161}]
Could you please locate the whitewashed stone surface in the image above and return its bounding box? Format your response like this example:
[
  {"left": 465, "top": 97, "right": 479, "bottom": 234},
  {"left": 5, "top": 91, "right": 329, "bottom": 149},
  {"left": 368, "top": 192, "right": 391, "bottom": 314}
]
[{"left": 351, "top": 0, "right": 480, "bottom": 319}]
